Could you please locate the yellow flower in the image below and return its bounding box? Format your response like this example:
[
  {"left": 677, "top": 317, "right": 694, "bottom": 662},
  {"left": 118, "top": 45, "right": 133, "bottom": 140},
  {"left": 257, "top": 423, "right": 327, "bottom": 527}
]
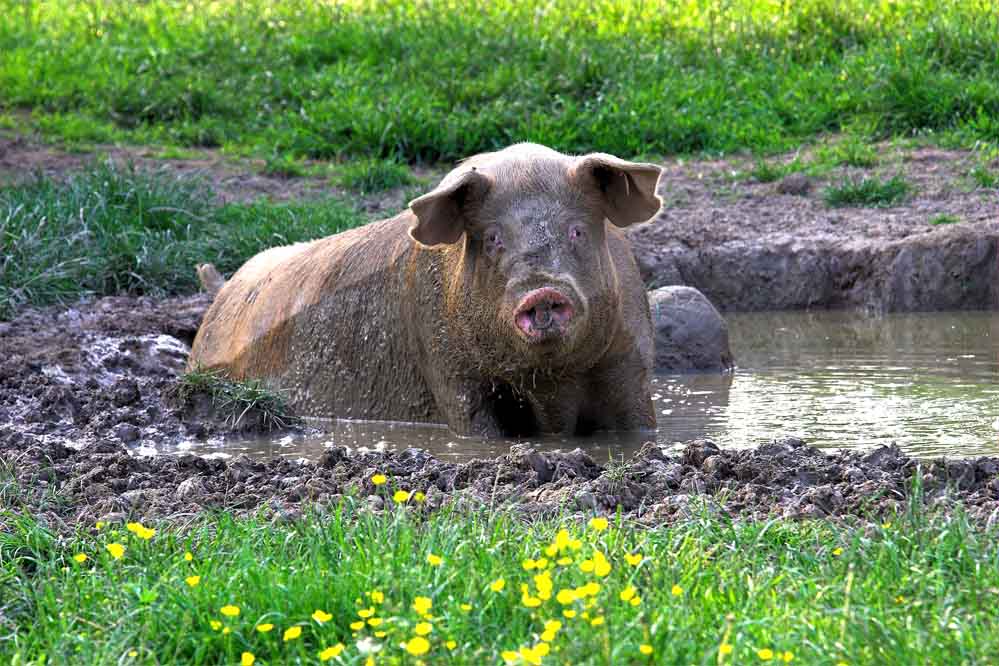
[
  {"left": 73, "top": 553, "right": 87, "bottom": 563},
  {"left": 222, "top": 627, "right": 232, "bottom": 635},
  {"left": 413, "top": 596, "right": 432, "bottom": 615},
  {"left": 394, "top": 489, "right": 411, "bottom": 503},
  {"left": 105, "top": 543, "right": 125, "bottom": 559},
  {"left": 413, "top": 491, "right": 426, "bottom": 502},
  {"left": 563, "top": 609, "right": 577, "bottom": 618},
  {"left": 519, "top": 645, "right": 544, "bottom": 666},
  {"left": 210, "top": 620, "right": 222, "bottom": 631},
  {"left": 534, "top": 572, "right": 553, "bottom": 600},
  {"left": 370, "top": 590, "right": 384, "bottom": 603},
  {"left": 427, "top": 553, "right": 443, "bottom": 566},
  {"left": 832, "top": 547, "right": 843, "bottom": 556},
  {"left": 375, "top": 630, "right": 387, "bottom": 637},
  {"left": 882, "top": 521, "right": 892, "bottom": 529},
  {"left": 589, "top": 517, "right": 609, "bottom": 531},
  {"left": 759, "top": 648, "right": 775, "bottom": 660},
  {"left": 556, "top": 588, "right": 576, "bottom": 604},
  {"left": 522, "top": 559, "right": 537, "bottom": 571},
  {"left": 490, "top": 578, "right": 506, "bottom": 592},
  {"left": 535, "top": 643, "right": 551, "bottom": 656},
  {"left": 367, "top": 617, "right": 383, "bottom": 627},
  {"left": 522, "top": 595, "right": 542, "bottom": 608},
  {"left": 671, "top": 584, "right": 683, "bottom": 596},
  {"left": 502, "top": 650, "right": 520, "bottom": 663},
  {"left": 95, "top": 521, "right": 106, "bottom": 530},
  {"left": 135, "top": 526, "right": 155, "bottom": 540},
  {"left": 895, "top": 595, "right": 906, "bottom": 604},
  {"left": 579, "top": 559, "right": 595, "bottom": 573},
  {"left": 720, "top": 643, "right": 734, "bottom": 656},
  {"left": 184, "top": 551, "right": 193, "bottom": 562},
  {"left": 535, "top": 558, "right": 548, "bottom": 569},
  {"left": 405, "top": 636, "right": 430, "bottom": 656},
  {"left": 590, "top": 616, "right": 605, "bottom": 626},
  {"left": 625, "top": 553, "right": 643, "bottom": 566},
  {"left": 446, "top": 640, "right": 457, "bottom": 649},
  {"left": 556, "top": 556, "right": 573, "bottom": 566},
  {"left": 350, "top": 620, "right": 365, "bottom": 631},
  {"left": 358, "top": 607, "right": 375, "bottom": 618},
  {"left": 128, "top": 650, "right": 138, "bottom": 657},
  {"left": 364, "top": 658, "right": 373, "bottom": 666},
  {"left": 620, "top": 586, "right": 636, "bottom": 602},
  {"left": 371, "top": 473, "right": 387, "bottom": 485},
  {"left": 544, "top": 544, "right": 558, "bottom": 557},
  {"left": 283, "top": 626, "right": 302, "bottom": 641},
  {"left": 415, "top": 621, "right": 433, "bottom": 635},
  {"left": 319, "top": 644, "right": 345, "bottom": 661},
  {"left": 220, "top": 605, "right": 240, "bottom": 617},
  {"left": 313, "top": 609, "right": 332, "bottom": 623},
  {"left": 630, "top": 596, "right": 642, "bottom": 606},
  {"left": 241, "top": 652, "right": 255, "bottom": 666},
  {"left": 256, "top": 624, "right": 274, "bottom": 633},
  {"left": 126, "top": 522, "right": 142, "bottom": 533},
  {"left": 460, "top": 603, "right": 472, "bottom": 612},
  {"left": 781, "top": 651, "right": 794, "bottom": 663},
  {"left": 185, "top": 575, "right": 200, "bottom": 587},
  {"left": 640, "top": 644, "right": 653, "bottom": 655}
]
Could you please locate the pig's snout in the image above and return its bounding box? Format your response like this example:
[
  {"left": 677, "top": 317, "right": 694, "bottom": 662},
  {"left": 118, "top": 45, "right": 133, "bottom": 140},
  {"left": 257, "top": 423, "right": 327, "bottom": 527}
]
[{"left": 514, "top": 288, "right": 575, "bottom": 340}]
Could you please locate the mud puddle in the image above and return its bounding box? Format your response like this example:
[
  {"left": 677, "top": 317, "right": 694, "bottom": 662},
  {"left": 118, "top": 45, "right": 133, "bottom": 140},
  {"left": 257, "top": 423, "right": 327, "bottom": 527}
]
[{"left": 182, "top": 311, "right": 999, "bottom": 462}]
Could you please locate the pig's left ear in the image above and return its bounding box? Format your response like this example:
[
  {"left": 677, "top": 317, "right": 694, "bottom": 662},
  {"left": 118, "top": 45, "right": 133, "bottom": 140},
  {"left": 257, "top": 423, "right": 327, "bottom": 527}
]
[
  {"left": 408, "top": 169, "right": 492, "bottom": 246},
  {"left": 572, "top": 154, "right": 662, "bottom": 227}
]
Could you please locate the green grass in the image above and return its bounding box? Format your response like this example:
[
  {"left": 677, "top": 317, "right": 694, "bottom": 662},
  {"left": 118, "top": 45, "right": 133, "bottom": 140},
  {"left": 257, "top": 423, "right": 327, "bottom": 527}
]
[
  {"left": 336, "top": 158, "right": 416, "bottom": 193},
  {"left": 2, "top": 504, "right": 998, "bottom": 665},
  {"left": 823, "top": 175, "right": 911, "bottom": 208},
  {"left": 2, "top": 1, "right": 999, "bottom": 162},
  {"left": 930, "top": 213, "right": 960, "bottom": 226},
  {"left": 969, "top": 164, "right": 999, "bottom": 189},
  {"left": 0, "top": 162, "right": 366, "bottom": 319},
  {"left": 171, "top": 368, "right": 300, "bottom": 431}
]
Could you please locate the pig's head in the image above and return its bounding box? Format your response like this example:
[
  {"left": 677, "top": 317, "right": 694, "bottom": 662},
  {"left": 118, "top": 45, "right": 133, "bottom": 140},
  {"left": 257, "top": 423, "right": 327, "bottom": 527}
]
[{"left": 407, "top": 143, "right": 662, "bottom": 376}]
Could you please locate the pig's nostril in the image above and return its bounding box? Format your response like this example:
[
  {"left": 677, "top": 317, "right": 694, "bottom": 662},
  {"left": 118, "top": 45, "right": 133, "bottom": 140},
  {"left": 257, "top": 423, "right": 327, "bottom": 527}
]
[
  {"left": 514, "top": 288, "right": 575, "bottom": 338},
  {"left": 532, "top": 305, "right": 554, "bottom": 329}
]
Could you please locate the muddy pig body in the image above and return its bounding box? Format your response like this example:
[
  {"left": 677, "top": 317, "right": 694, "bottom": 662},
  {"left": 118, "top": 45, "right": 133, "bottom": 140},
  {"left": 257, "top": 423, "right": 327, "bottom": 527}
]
[{"left": 188, "top": 143, "right": 662, "bottom": 436}]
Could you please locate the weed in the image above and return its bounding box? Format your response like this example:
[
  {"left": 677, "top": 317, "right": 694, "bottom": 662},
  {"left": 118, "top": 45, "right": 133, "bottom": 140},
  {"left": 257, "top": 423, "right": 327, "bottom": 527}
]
[
  {"left": 929, "top": 213, "right": 960, "bottom": 225},
  {"left": 969, "top": 164, "right": 998, "bottom": 189},
  {"left": 171, "top": 367, "right": 300, "bottom": 431},
  {"left": 823, "top": 175, "right": 911, "bottom": 207}
]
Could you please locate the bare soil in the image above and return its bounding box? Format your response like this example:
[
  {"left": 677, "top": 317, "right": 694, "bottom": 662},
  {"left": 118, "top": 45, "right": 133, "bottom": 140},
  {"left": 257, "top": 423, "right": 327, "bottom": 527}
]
[{"left": 2, "top": 296, "right": 997, "bottom": 531}]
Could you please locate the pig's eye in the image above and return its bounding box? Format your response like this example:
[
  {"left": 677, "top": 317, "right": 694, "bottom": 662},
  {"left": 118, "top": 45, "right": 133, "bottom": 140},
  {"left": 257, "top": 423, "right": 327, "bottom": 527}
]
[{"left": 568, "top": 225, "right": 585, "bottom": 242}]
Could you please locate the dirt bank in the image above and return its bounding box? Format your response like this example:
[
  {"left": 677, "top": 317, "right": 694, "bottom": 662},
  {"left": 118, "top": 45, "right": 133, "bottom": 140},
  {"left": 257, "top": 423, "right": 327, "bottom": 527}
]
[
  {"left": 2, "top": 296, "right": 997, "bottom": 531},
  {"left": 630, "top": 146, "right": 999, "bottom": 312}
]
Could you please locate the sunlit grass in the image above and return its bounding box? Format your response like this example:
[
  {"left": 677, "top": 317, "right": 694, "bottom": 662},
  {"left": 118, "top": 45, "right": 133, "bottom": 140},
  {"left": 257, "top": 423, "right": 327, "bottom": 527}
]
[
  {"left": 1, "top": 0, "right": 998, "bottom": 161},
  {"left": 2, "top": 497, "right": 998, "bottom": 665}
]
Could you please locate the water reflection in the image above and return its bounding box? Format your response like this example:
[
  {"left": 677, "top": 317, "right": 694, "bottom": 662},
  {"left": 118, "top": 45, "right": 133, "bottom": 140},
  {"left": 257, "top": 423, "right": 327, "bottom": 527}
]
[{"left": 175, "top": 311, "right": 999, "bottom": 461}]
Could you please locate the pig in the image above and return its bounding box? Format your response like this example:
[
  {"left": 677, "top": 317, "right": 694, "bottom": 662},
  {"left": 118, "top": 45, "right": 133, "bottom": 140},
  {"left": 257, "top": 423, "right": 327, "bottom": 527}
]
[{"left": 187, "top": 143, "right": 663, "bottom": 437}]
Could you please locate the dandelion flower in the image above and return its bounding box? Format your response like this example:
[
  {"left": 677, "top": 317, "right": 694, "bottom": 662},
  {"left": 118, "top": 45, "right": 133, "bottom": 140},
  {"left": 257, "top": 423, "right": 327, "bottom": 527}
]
[
  {"left": 557, "top": 556, "right": 573, "bottom": 566},
  {"left": 370, "top": 590, "right": 384, "bottom": 603},
  {"left": 185, "top": 575, "right": 200, "bottom": 587},
  {"left": 394, "top": 490, "right": 411, "bottom": 503},
  {"left": 106, "top": 543, "right": 125, "bottom": 559},
  {"left": 781, "top": 651, "right": 794, "bottom": 663},
  {"left": 490, "top": 578, "right": 506, "bottom": 592},
  {"left": 375, "top": 630, "right": 387, "bottom": 638},
  {"left": 209, "top": 620, "right": 222, "bottom": 631},
  {"left": 522, "top": 559, "right": 537, "bottom": 571},
  {"left": 371, "top": 474, "right": 387, "bottom": 485},
  {"left": 367, "top": 617, "right": 383, "bottom": 627},
  {"left": 241, "top": 652, "right": 255, "bottom": 666},
  {"left": 313, "top": 609, "right": 332, "bottom": 623},
  {"left": 460, "top": 603, "right": 472, "bottom": 612},
  {"left": 758, "top": 648, "right": 774, "bottom": 660},
  {"left": 720, "top": 643, "right": 734, "bottom": 655},
  {"left": 590, "top": 616, "right": 605, "bottom": 626},
  {"left": 502, "top": 650, "right": 520, "bottom": 663},
  {"left": 640, "top": 644, "right": 653, "bottom": 655},
  {"left": 556, "top": 589, "right": 576, "bottom": 604},
  {"left": 358, "top": 607, "right": 375, "bottom": 618},
  {"left": 220, "top": 605, "right": 240, "bottom": 617},
  {"left": 832, "top": 547, "right": 843, "bottom": 557},
  {"left": 319, "top": 644, "right": 345, "bottom": 661},
  {"left": 625, "top": 553, "right": 643, "bottom": 566},
  {"left": 630, "top": 596, "right": 642, "bottom": 606},
  {"left": 413, "top": 596, "right": 432, "bottom": 615},
  {"left": 283, "top": 626, "right": 302, "bottom": 641},
  {"left": 95, "top": 521, "right": 106, "bottom": 530},
  {"left": 128, "top": 650, "right": 138, "bottom": 657},
  {"left": 405, "top": 636, "right": 430, "bottom": 656},
  {"left": 73, "top": 553, "right": 87, "bottom": 563},
  {"left": 184, "top": 551, "right": 193, "bottom": 562},
  {"left": 446, "top": 640, "right": 457, "bottom": 649},
  {"left": 256, "top": 624, "right": 274, "bottom": 633},
  {"left": 413, "top": 491, "right": 426, "bottom": 502},
  {"left": 620, "top": 586, "right": 636, "bottom": 602},
  {"left": 350, "top": 620, "right": 365, "bottom": 631},
  {"left": 589, "top": 517, "right": 609, "bottom": 531},
  {"left": 563, "top": 610, "right": 577, "bottom": 618},
  {"left": 882, "top": 521, "right": 892, "bottom": 529},
  {"left": 671, "top": 584, "right": 683, "bottom": 596},
  {"left": 427, "top": 553, "right": 443, "bottom": 566},
  {"left": 414, "top": 622, "right": 432, "bottom": 636}
]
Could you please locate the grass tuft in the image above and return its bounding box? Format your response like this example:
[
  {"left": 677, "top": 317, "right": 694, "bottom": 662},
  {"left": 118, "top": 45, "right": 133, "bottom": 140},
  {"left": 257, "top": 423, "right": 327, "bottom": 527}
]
[
  {"left": 929, "top": 213, "right": 960, "bottom": 226},
  {"left": 823, "top": 175, "right": 911, "bottom": 208},
  {"left": 336, "top": 158, "right": 415, "bottom": 193},
  {"left": 969, "top": 164, "right": 999, "bottom": 189},
  {"left": 0, "top": 162, "right": 366, "bottom": 319},
  {"left": 171, "top": 367, "right": 300, "bottom": 431}
]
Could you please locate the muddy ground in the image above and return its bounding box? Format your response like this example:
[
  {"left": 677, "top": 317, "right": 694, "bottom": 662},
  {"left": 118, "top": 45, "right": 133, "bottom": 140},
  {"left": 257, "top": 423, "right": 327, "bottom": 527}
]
[{"left": 2, "top": 295, "right": 997, "bottom": 531}]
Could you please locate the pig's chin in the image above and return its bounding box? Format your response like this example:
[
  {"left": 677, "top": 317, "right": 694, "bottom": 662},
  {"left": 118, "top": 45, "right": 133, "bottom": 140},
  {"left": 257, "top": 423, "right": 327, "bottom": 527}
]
[{"left": 510, "top": 287, "right": 579, "bottom": 348}]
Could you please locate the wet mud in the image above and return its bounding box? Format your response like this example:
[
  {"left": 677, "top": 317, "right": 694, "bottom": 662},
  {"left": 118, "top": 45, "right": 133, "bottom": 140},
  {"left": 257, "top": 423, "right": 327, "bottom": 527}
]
[{"left": 2, "top": 296, "right": 997, "bottom": 531}]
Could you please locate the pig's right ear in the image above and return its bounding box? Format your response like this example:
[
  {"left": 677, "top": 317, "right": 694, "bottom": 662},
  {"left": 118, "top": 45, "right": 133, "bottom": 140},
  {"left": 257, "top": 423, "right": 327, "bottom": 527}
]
[{"left": 408, "top": 170, "right": 492, "bottom": 246}]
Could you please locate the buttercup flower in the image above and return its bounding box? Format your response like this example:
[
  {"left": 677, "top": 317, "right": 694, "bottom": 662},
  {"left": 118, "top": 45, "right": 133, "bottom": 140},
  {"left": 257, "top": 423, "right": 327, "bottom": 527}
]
[
  {"left": 413, "top": 596, "right": 433, "bottom": 615},
  {"left": 284, "top": 626, "right": 302, "bottom": 641},
  {"left": 220, "top": 605, "right": 240, "bottom": 617},
  {"left": 319, "top": 644, "right": 345, "bottom": 661},
  {"left": 106, "top": 543, "right": 125, "bottom": 559},
  {"left": 73, "top": 553, "right": 87, "bottom": 563},
  {"left": 758, "top": 648, "right": 775, "bottom": 660},
  {"left": 427, "top": 553, "right": 443, "bottom": 566},
  {"left": 405, "top": 636, "right": 430, "bottom": 656},
  {"left": 313, "top": 609, "right": 332, "bottom": 623},
  {"left": 241, "top": 652, "right": 255, "bottom": 666},
  {"left": 625, "top": 553, "right": 644, "bottom": 566},
  {"left": 671, "top": 584, "right": 683, "bottom": 596},
  {"left": 640, "top": 644, "right": 653, "bottom": 655},
  {"left": 256, "top": 624, "right": 274, "bottom": 633},
  {"left": 414, "top": 622, "right": 432, "bottom": 636},
  {"left": 720, "top": 643, "right": 734, "bottom": 656},
  {"left": 370, "top": 590, "right": 384, "bottom": 604},
  {"left": 394, "top": 490, "right": 411, "bottom": 503},
  {"left": 185, "top": 575, "right": 200, "bottom": 587},
  {"left": 589, "top": 517, "right": 609, "bottom": 531},
  {"left": 490, "top": 578, "right": 506, "bottom": 592},
  {"left": 184, "top": 551, "right": 193, "bottom": 562},
  {"left": 371, "top": 474, "right": 387, "bottom": 485}
]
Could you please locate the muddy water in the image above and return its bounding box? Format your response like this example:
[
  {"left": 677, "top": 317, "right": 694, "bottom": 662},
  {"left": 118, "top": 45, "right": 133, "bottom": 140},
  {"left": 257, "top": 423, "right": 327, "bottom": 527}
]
[{"left": 177, "top": 311, "right": 999, "bottom": 461}]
